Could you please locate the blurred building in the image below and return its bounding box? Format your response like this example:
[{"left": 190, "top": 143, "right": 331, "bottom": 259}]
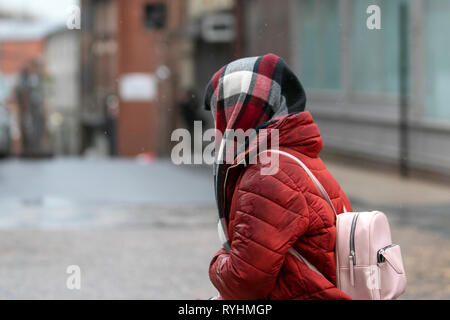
[
  {"left": 0, "top": 19, "right": 55, "bottom": 156},
  {"left": 80, "top": 0, "right": 184, "bottom": 156},
  {"left": 234, "top": 0, "right": 291, "bottom": 63},
  {"left": 178, "top": 0, "right": 235, "bottom": 129},
  {"left": 236, "top": 0, "right": 450, "bottom": 176},
  {"left": 0, "top": 40, "right": 43, "bottom": 75},
  {"left": 77, "top": 0, "right": 450, "bottom": 176},
  {"left": 79, "top": 0, "right": 235, "bottom": 157},
  {"left": 80, "top": 0, "right": 120, "bottom": 156},
  {"left": 44, "top": 28, "right": 81, "bottom": 155},
  {"left": 0, "top": 19, "right": 54, "bottom": 103}
]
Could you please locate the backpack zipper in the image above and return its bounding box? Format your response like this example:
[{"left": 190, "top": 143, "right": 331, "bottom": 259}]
[
  {"left": 349, "top": 212, "right": 360, "bottom": 265},
  {"left": 348, "top": 213, "right": 359, "bottom": 287},
  {"left": 377, "top": 243, "right": 397, "bottom": 263}
]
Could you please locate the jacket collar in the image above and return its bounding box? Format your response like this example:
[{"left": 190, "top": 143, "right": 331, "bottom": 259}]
[
  {"left": 267, "top": 111, "right": 323, "bottom": 158},
  {"left": 233, "top": 111, "right": 323, "bottom": 165}
]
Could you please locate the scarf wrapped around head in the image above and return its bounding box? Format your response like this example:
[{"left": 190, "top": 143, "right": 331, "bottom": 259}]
[{"left": 204, "top": 53, "right": 307, "bottom": 249}]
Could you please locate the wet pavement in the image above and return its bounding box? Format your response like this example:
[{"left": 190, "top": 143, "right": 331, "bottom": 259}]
[
  {"left": 350, "top": 198, "right": 450, "bottom": 238},
  {"left": 0, "top": 158, "right": 215, "bottom": 206},
  {"left": 0, "top": 158, "right": 449, "bottom": 299},
  {"left": 0, "top": 158, "right": 219, "bottom": 299},
  {"left": 349, "top": 199, "right": 450, "bottom": 299},
  {"left": 0, "top": 205, "right": 219, "bottom": 299}
]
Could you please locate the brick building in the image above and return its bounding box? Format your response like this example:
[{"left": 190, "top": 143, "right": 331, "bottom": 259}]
[
  {"left": 0, "top": 40, "right": 43, "bottom": 75},
  {"left": 80, "top": 0, "right": 187, "bottom": 157},
  {"left": 0, "top": 19, "right": 53, "bottom": 156},
  {"left": 80, "top": 0, "right": 237, "bottom": 157}
]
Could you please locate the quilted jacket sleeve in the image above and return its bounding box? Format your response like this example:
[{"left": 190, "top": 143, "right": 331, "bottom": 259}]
[{"left": 209, "top": 163, "right": 310, "bottom": 300}]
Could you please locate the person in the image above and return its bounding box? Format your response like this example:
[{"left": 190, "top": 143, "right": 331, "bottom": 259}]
[
  {"left": 103, "top": 94, "right": 119, "bottom": 157},
  {"left": 179, "top": 88, "right": 203, "bottom": 135},
  {"left": 204, "top": 53, "right": 353, "bottom": 300},
  {"left": 15, "top": 61, "right": 45, "bottom": 156}
]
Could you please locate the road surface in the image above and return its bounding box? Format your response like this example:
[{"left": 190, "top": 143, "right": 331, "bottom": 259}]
[{"left": 0, "top": 157, "right": 448, "bottom": 299}]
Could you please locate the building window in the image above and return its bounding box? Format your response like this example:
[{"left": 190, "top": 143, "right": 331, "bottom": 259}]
[
  {"left": 424, "top": 0, "right": 450, "bottom": 121},
  {"left": 144, "top": 3, "right": 166, "bottom": 29},
  {"left": 297, "top": 0, "right": 341, "bottom": 91},
  {"left": 350, "top": 0, "right": 405, "bottom": 96}
]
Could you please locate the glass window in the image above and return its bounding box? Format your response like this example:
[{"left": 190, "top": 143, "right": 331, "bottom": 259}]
[
  {"left": 297, "top": 0, "right": 340, "bottom": 91},
  {"left": 424, "top": 0, "right": 450, "bottom": 121},
  {"left": 350, "top": 0, "right": 405, "bottom": 96},
  {"left": 144, "top": 3, "right": 166, "bottom": 30}
]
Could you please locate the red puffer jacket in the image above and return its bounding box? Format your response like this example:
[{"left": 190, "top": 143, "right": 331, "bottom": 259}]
[{"left": 209, "top": 111, "right": 353, "bottom": 300}]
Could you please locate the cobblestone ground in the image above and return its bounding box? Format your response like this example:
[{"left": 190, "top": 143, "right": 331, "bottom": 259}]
[
  {"left": 0, "top": 158, "right": 448, "bottom": 299},
  {"left": 0, "top": 203, "right": 448, "bottom": 299},
  {"left": 388, "top": 217, "right": 450, "bottom": 299},
  {"left": 0, "top": 205, "right": 219, "bottom": 299}
]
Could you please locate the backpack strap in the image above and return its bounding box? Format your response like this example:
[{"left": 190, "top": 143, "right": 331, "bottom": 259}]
[
  {"left": 263, "top": 149, "right": 337, "bottom": 217},
  {"left": 259, "top": 149, "right": 337, "bottom": 279},
  {"left": 287, "top": 247, "right": 326, "bottom": 278}
]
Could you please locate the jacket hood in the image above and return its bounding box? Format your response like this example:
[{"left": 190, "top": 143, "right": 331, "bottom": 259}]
[{"left": 204, "top": 53, "right": 306, "bottom": 133}]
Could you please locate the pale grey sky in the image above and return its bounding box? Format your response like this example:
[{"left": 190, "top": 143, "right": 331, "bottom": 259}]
[{"left": 0, "top": 0, "right": 79, "bottom": 23}]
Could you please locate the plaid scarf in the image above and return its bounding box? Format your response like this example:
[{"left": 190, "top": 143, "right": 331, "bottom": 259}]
[{"left": 204, "top": 54, "right": 306, "bottom": 248}]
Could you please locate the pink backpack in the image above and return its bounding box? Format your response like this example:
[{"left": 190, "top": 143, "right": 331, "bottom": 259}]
[{"left": 269, "top": 150, "right": 407, "bottom": 300}]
